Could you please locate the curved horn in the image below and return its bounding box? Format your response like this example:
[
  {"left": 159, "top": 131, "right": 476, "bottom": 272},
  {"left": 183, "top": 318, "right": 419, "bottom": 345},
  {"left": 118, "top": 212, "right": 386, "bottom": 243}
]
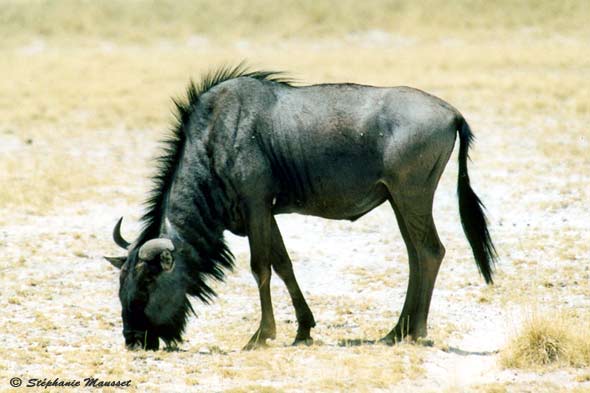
[
  {"left": 113, "top": 217, "right": 131, "bottom": 249},
  {"left": 138, "top": 238, "right": 174, "bottom": 261}
]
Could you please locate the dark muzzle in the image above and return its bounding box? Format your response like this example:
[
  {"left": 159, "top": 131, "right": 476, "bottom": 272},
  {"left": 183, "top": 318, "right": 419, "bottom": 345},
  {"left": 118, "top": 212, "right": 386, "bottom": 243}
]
[{"left": 123, "top": 329, "right": 159, "bottom": 351}]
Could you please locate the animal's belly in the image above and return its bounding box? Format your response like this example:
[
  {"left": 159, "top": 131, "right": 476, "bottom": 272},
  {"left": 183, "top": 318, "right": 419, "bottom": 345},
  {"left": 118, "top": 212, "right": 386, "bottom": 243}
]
[{"left": 273, "top": 181, "right": 389, "bottom": 221}]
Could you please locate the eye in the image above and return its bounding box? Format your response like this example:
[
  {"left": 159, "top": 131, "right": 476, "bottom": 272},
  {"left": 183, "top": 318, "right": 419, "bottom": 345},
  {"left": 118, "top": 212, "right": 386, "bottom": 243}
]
[{"left": 135, "top": 261, "right": 147, "bottom": 274}]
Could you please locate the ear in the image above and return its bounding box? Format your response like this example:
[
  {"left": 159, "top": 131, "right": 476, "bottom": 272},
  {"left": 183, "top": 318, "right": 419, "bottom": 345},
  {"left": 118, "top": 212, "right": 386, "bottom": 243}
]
[
  {"left": 104, "top": 256, "right": 126, "bottom": 269},
  {"left": 160, "top": 249, "right": 175, "bottom": 272}
]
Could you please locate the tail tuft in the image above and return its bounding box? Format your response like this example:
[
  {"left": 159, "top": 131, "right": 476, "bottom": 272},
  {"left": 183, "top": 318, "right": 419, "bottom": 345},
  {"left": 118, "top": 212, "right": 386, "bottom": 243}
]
[{"left": 457, "top": 117, "right": 497, "bottom": 284}]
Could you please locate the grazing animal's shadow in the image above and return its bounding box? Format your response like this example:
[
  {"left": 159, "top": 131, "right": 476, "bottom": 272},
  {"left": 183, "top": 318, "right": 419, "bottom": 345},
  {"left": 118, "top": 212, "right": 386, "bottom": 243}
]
[
  {"left": 445, "top": 347, "right": 499, "bottom": 356},
  {"left": 337, "top": 338, "right": 435, "bottom": 347},
  {"left": 336, "top": 340, "right": 497, "bottom": 356},
  {"left": 338, "top": 339, "right": 377, "bottom": 347}
]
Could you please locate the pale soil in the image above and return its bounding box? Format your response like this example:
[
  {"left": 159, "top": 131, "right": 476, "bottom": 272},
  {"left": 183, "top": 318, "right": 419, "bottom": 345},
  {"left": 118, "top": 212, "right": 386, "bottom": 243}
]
[
  {"left": 1, "top": 113, "right": 589, "bottom": 393},
  {"left": 1, "top": 29, "right": 589, "bottom": 392}
]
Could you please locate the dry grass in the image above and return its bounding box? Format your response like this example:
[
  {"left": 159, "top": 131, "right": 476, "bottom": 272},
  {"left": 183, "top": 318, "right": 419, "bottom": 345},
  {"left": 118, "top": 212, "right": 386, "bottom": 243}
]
[
  {"left": 2, "top": 39, "right": 588, "bottom": 214},
  {"left": 465, "top": 382, "right": 590, "bottom": 393},
  {"left": 2, "top": 3, "right": 588, "bottom": 216},
  {"left": 501, "top": 311, "right": 590, "bottom": 369},
  {"left": 1, "top": 0, "right": 588, "bottom": 46}
]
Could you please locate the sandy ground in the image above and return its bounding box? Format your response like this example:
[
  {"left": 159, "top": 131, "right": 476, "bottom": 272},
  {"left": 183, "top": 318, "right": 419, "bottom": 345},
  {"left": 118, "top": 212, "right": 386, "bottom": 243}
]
[
  {"left": 1, "top": 21, "right": 589, "bottom": 391},
  {"left": 1, "top": 109, "right": 589, "bottom": 392}
]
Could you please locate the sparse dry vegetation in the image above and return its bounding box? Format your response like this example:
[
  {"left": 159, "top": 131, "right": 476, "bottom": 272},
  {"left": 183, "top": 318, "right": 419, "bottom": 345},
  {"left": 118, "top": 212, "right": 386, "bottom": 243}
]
[
  {"left": 501, "top": 311, "right": 590, "bottom": 369},
  {"left": 1, "top": 0, "right": 588, "bottom": 46},
  {"left": 1, "top": 1, "right": 589, "bottom": 392}
]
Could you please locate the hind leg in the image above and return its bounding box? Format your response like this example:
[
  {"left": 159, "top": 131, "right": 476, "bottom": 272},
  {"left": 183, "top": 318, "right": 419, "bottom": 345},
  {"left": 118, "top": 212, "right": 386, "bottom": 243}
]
[{"left": 381, "top": 192, "right": 445, "bottom": 344}]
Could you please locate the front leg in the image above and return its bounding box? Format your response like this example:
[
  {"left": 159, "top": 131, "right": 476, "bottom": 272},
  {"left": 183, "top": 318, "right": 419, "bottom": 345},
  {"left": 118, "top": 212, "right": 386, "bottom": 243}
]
[
  {"left": 270, "top": 217, "right": 316, "bottom": 345},
  {"left": 243, "top": 201, "right": 276, "bottom": 350}
]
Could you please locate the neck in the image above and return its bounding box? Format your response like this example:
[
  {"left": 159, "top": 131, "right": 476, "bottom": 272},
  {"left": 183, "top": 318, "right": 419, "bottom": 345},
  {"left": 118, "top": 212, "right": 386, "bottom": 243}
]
[
  {"left": 157, "top": 147, "right": 234, "bottom": 302},
  {"left": 161, "top": 148, "right": 227, "bottom": 250}
]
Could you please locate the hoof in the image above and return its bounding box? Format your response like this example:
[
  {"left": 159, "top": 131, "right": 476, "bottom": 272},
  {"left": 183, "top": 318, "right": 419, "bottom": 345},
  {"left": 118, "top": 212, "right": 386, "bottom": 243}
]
[
  {"left": 379, "top": 334, "right": 429, "bottom": 346},
  {"left": 416, "top": 338, "right": 434, "bottom": 347},
  {"left": 292, "top": 337, "right": 313, "bottom": 346},
  {"left": 242, "top": 341, "right": 268, "bottom": 351},
  {"left": 243, "top": 326, "right": 276, "bottom": 350},
  {"left": 378, "top": 336, "right": 400, "bottom": 346}
]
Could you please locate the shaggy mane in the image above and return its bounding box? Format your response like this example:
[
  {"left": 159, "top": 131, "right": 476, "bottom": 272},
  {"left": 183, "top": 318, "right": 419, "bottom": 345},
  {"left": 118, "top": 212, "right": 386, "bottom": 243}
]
[{"left": 136, "top": 64, "right": 291, "bottom": 302}]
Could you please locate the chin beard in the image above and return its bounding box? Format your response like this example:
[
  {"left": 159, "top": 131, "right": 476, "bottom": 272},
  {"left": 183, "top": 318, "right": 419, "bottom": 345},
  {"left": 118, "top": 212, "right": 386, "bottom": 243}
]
[{"left": 149, "top": 297, "right": 194, "bottom": 348}]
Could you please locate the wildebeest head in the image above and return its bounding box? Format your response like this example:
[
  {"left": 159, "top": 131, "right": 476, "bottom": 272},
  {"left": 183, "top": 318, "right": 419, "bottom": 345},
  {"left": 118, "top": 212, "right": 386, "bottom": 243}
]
[{"left": 105, "top": 218, "right": 193, "bottom": 351}]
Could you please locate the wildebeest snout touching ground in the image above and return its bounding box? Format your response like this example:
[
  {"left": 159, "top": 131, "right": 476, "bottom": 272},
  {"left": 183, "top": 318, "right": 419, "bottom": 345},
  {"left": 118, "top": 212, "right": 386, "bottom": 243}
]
[{"left": 105, "top": 65, "right": 497, "bottom": 351}]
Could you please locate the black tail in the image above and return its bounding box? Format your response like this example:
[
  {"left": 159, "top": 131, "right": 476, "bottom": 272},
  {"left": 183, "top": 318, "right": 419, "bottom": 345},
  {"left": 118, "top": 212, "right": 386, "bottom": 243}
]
[{"left": 457, "top": 117, "right": 497, "bottom": 284}]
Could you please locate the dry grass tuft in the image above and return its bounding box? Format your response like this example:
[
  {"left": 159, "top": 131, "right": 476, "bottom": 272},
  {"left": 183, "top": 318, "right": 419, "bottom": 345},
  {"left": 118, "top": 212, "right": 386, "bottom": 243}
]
[
  {"left": 1, "top": 0, "right": 588, "bottom": 46},
  {"left": 501, "top": 311, "right": 590, "bottom": 369}
]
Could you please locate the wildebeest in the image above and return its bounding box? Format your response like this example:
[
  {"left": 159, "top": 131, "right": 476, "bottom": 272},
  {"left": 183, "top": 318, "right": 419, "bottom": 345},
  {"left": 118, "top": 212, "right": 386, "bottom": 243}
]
[{"left": 105, "top": 65, "right": 496, "bottom": 350}]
